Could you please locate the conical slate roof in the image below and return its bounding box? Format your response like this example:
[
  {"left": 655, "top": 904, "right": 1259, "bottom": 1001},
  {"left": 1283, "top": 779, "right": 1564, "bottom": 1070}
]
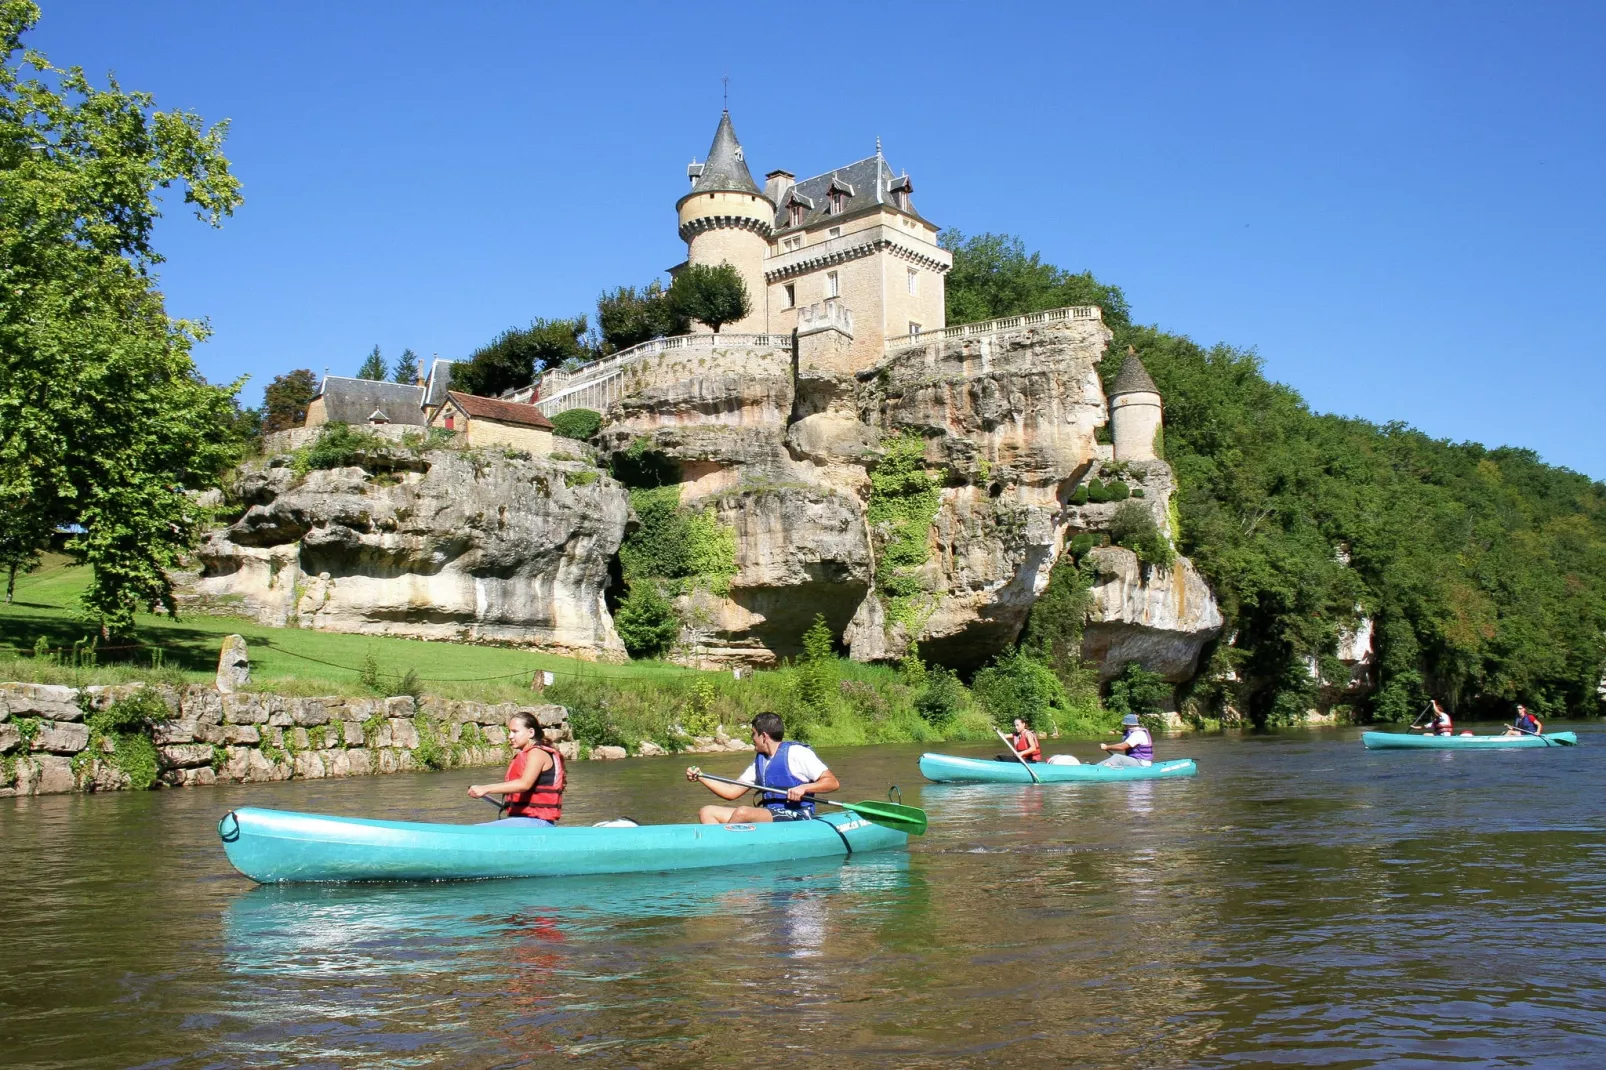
[
  {"left": 689, "top": 111, "right": 763, "bottom": 197},
  {"left": 1109, "top": 348, "right": 1159, "bottom": 397}
]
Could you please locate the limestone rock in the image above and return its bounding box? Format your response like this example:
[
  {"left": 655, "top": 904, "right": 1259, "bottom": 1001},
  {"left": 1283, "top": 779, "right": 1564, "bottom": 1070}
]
[
  {"left": 31, "top": 721, "right": 89, "bottom": 754},
  {"left": 636, "top": 740, "right": 667, "bottom": 757},
  {"left": 0, "top": 723, "right": 19, "bottom": 753},
  {"left": 215, "top": 634, "right": 251, "bottom": 693},
  {"left": 176, "top": 449, "right": 631, "bottom": 659},
  {"left": 1081, "top": 546, "right": 1224, "bottom": 682},
  {"left": 0, "top": 683, "right": 83, "bottom": 722},
  {"left": 589, "top": 745, "right": 627, "bottom": 760},
  {"left": 158, "top": 743, "right": 216, "bottom": 769}
]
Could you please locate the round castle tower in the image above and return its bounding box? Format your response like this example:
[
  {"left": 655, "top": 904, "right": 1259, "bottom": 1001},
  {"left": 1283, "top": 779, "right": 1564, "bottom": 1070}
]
[
  {"left": 1109, "top": 346, "right": 1163, "bottom": 461},
  {"left": 677, "top": 111, "right": 773, "bottom": 334}
]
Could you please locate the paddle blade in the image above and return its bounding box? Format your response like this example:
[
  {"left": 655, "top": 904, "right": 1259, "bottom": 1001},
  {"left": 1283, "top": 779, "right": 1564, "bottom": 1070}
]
[{"left": 840, "top": 800, "right": 928, "bottom": 836}]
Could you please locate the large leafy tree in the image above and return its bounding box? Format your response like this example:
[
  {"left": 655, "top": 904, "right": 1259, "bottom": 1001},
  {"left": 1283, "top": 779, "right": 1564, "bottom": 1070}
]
[
  {"left": 0, "top": 1, "right": 246, "bottom": 635},
  {"left": 262, "top": 369, "right": 318, "bottom": 433},
  {"left": 597, "top": 279, "right": 689, "bottom": 352},
  {"left": 452, "top": 316, "right": 589, "bottom": 397},
  {"left": 668, "top": 262, "right": 750, "bottom": 334},
  {"left": 940, "top": 229, "right": 1131, "bottom": 328}
]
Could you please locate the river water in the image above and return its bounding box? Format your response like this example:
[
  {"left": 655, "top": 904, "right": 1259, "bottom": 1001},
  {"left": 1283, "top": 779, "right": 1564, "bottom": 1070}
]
[{"left": 3, "top": 724, "right": 1604, "bottom": 1068}]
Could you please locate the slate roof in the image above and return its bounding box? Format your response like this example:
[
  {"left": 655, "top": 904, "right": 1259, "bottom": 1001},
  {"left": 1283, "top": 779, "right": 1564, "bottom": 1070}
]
[
  {"left": 422, "top": 359, "right": 456, "bottom": 408},
  {"left": 774, "top": 151, "right": 928, "bottom": 233},
  {"left": 316, "top": 376, "right": 427, "bottom": 426},
  {"left": 685, "top": 111, "right": 764, "bottom": 199},
  {"left": 445, "top": 391, "right": 554, "bottom": 430},
  {"left": 1109, "top": 350, "right": 1160, "bottom": 397}
]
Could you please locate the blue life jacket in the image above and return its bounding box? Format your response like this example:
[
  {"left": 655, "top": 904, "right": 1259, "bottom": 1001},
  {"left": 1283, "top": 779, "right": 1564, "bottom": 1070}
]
[
  {"left": 1515, "top": 712, "right": 1540, "bottom": 733},
  {"left": 753, "top": 741, "right": 816, "bottom": 815}
]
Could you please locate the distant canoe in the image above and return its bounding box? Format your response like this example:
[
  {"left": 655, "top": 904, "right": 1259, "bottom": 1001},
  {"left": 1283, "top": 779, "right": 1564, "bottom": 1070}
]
[
  {"left": 1361, "top": 731, "right": 1578, "bottom": 750},
  {"left": 218, "top": 806, "right": 907, "bottom": 884},
  {"left": 918, "top": 753, "right": 1198, "bottom": 784}
]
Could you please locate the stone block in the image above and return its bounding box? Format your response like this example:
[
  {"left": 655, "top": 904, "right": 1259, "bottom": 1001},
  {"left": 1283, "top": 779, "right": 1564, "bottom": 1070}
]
[
  {"left": 385, "top": 696, "right": 417, "bottom": 719},
  {"left": 590, "top": 745, "right": 627, "bottom": 760},
  {"left": 1, "top": 683, "right": 83, "bottom": 722},
  {"left": 388, "top": 718, "right": 419, "bottom": 749},
  {"left": 637, "top": 739, "right": 667, "bottom": 757},
  {"left": 222, "top": 725, "right": 260, "bottom": 745},
  {"left": 292, "top": 700, "right": 331, "bottom": 727},
  {"left": 216, "top": 634, "right": 251, "bottom": 693},
  {"left": 158, "top": 743, "right": 215, "bottom": 769},
  {"left": 185, "top": 766, "right": 218, "bottom": 788},
  {"left": 87, "top": 759, "right": 128, "bottom": 792},
  {"left": 483, "top": 725, "right": 507, "bottom": 746},
  {"left": 531, "top": 704, "right": 568, "bottom": 729},
  {"left": 32, "top": 721, "right": 89, "bottom": 754},
  {"left": 222, "top": 694, "right": 268, "bottom": 724},
  {"left": 18, "top": 755, "right": 77, "bottom": 794},
  {"left": 288, "top": 728, "right": 310, "bottom": 750},
  {"left": 267, "top": 710, "right": 294, "bottom": 727},
  {"left": 153, "top": 720, "right": 197, "bottom": 745},
  {"left": 377, "top": 748, "right": 401, "bottom": 774},
  {"left": 328, "top": 750, "right": 351, "bottom": 777},
  {"left": 182, "top": 686, "right": 224, "bottom": 725},
  {"left": 195, "top": 723, "right": 226, "bottom": 745},
  {"left": 463, "top": 703, "right": 506, "bottom": 726},
  {"left": 342, "top": 720, "right": 366, "bottom": 747},
  {"left": 541, "top": 727, "right": 567, "bottom": 744},
  {"left": 345, "top": 748, "right": 373, "bottom": 776},
  {"left": 294, "top": 751, "right": 327, "bottom": 779},
  {"left": 371, "top": 721, "right": 392, "bottom": 748},
  {"left": 0, "top": 723, "right": 19, "bottom": 753}
]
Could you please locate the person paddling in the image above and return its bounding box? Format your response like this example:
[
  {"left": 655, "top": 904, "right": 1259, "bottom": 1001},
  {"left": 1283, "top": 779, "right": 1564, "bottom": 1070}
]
[
  {"left": 995, "top": 717, "right": 1042, "bottom": 763},
  {"left": 686, "top": 713, "right": 839, "bottom": 824},
  {"left": 1098, "top": 713, "right": 1154, "bottom": 768},
  {"left": 1410, "top": 700, "right": 1454, "bottom": 736},
  {"left": 1504, "top": 704, "right": 1544, "bottom": 737},
  {"left": 468, "top": 712, "right": 565, "bottom": 826}
]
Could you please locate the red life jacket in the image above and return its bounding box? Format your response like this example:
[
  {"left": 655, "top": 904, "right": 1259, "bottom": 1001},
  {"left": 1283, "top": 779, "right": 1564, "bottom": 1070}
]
[
  {"left": 1432, "top": 711, "right": 1454, "bottom": 735},
  {"left": 503, "top": 744, "right": 564, "bottom": 822},
  {"left": 1014, "top": 732, "right": 1041, "bottom": 762}
]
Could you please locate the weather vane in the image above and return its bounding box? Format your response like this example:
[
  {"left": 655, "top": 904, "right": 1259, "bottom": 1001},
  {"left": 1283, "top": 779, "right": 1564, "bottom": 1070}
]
[{"left": 722, "top": 75, "right": 729, "bottom": 110}]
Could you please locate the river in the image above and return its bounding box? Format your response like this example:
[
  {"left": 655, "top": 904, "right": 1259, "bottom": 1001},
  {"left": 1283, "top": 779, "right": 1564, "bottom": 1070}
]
[{"left": 3, "top": 724, "right": 1603, "bottom": 1068}]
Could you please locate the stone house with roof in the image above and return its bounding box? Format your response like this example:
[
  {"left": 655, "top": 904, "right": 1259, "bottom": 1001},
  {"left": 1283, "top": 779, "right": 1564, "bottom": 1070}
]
[
  {"left": 429, "top": 390, "right": 555, "bottom": 454},
  {"left": 303, "top": 376, "right": 428, "bottom": 429}
]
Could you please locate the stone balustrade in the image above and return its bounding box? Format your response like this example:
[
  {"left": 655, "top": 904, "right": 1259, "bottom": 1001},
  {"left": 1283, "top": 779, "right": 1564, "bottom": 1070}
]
[
  {"left": 884, "top": 305, "right": 1103, "bottom": 350},
  {"left": 521, "top": 332, "right": 791, "bottom": 418}
]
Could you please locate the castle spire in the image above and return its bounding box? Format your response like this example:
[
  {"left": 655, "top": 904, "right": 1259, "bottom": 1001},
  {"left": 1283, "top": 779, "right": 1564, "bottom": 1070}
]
[
  {"left": 686, "top": 110, "right": 762, "bottom": 198},
  {"left": 1110, "top": 347, "right": 1159, "bottom": 397}
]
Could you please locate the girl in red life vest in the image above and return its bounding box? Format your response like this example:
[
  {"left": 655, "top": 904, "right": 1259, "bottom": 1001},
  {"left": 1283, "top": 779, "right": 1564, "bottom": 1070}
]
[
  {"left": 1410, "top": 700, "right": 1454, "bottom": 737},
  {"left": 996, "top": 717, "right": 1042, "bottom": 763},
  {"left": 468, "top": 712, "right": 565, "bottom": 826}
]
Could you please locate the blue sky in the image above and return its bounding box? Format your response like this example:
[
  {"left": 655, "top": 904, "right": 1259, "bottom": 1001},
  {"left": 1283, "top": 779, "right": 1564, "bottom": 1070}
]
[{"left": 29, "top": 1, "right": 1606, "bottom": 478}]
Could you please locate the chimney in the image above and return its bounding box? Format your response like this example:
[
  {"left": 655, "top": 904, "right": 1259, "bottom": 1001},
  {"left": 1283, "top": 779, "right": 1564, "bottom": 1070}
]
[{"left": 765, "top": 169, "right": 794, "bottom": 204}]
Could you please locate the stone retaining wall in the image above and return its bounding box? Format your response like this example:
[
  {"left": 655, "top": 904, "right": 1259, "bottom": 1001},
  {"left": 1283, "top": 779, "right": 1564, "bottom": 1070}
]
[{"left": 0, "top": 682, "right": 573, "bottom": 797}]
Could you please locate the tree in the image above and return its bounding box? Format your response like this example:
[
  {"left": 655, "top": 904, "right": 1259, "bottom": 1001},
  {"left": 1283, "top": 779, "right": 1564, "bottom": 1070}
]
[
  {"left": 0, "top": 2, "right": 247, "bottom": 636},
  {"left": 392, "top": 347, "right": 421, "bottom": 384},
  {"left": 262, "top": 369, "right": 319, "bottom": 433},
  {"left": 796, "top": 613, "right": 837, "bottom": 712},
  {"left": 613, "top": 580, "right": 680, "bottom": 659},
  {"left": 1108, "top": 500, "right": 1175, "bottom": 570},
  {"left": 668, "top": 262, "right": 750, "bottom": 334},
  {"left": 356, "top": 344, "right": 386, "bottom": 380},
  {"left": 940, "top": 230, "right": 1131, "bottom": 328},
  {"left": 598, "top": 279, "right": 689, "bottom": 352},
  {"left": 452, "top": 316, "right": 590, "bottom": 397}
]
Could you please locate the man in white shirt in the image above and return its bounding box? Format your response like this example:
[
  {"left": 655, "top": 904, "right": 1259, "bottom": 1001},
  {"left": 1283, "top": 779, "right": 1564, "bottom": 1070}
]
[
  {"left": 685, "top": 713, "right": 839, "bottom": 824},
  {"left": 1098, "top": 713, "right": 1154, "bottom": 768}
]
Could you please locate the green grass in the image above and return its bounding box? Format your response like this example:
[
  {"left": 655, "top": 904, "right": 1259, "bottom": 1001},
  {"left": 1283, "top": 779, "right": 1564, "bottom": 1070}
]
[{"left": 0, "top": 556, "right": 697, "bottom": 701}]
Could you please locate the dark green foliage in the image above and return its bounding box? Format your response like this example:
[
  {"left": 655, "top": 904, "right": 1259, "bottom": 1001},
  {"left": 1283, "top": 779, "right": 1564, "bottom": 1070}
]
[
  {"left": 618, "top": 486, "right": 737, "bottom": 592},
  {"left": 1068, "top": 533, "right": 1100, "bottom": 558},
  {"left": 1105, "top": 661, "right": 1172, "bottom": 724},
  {"left": 453, "top": 317, "right": 590, "bottom": 397},
  {"left": 1069, "top": 485, "right": 1089, "bottom": 506},
  {"left": 1084, "top": 479, "right": 1131, "bottom": 504},
  {"left": 667, "top": 262, "right": 751, "bottom": 334},
  {"left": 551, "top": 408, "right": 602, "bottom": 442},
  {"left": 939, "top": 230, "right": 1131, "bottom": 328},
  {"left": 86, "top": 688, "right": 170, "bottom": 790},
  {"left": 613, "top": 580, "right": 679, "bottom": 659},
  {"left": 610, "top": 438, "right": 680, "bottom": 489},
  {"left": 914, "top": 667, "right": 964, "bottom": 727},
  {"left": 868, "top": 434, "right": 942, "bottom": 623},
  {"left": 393, "top": 347, "right": 421, "bottom": 384},
  {"left": 972, "top": 648, "right": 1067, "bottom": 730},
  {"left": 356, "top": 345, "right": 386, "bottom": 381},
  {"left": 1021, "top": 553, "right": 1094, "bottom": 669},
  {"left": 797, "top": 613, "right": 837, "bottom": 712},
  {"left": 293, "top": 423, "right": 385, "bottom": 475},
  {"left": 1109, "top": 501, "right": 1175, "bottom": 569},
  {"left": 263, "top": 370, "right": 319, "bottom": 433},
  {"left": 597, "top": 280, "right": 689, "bottom": 351}
]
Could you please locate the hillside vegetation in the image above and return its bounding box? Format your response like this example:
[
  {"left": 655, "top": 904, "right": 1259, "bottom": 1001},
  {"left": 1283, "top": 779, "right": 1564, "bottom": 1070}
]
[{"left": 942, "top": 231, "right": 1606, "bottom": 725}]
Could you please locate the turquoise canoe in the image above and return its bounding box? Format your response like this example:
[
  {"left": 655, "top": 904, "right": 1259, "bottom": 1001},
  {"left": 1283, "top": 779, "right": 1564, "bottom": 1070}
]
[
  {"left": 218, "top": 806, "right": 907, "bottom": 884},
  {"left": 918, "top": 752, "right": 1198, "bottom": 784},
  {"left": 1362, "top": 731, "right": 1579, "bottom": 750}
]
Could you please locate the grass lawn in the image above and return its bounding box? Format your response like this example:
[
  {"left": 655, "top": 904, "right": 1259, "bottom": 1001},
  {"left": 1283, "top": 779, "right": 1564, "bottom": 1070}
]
[{"left": 1, "top": 555, "right": 698, "bottom": 700}]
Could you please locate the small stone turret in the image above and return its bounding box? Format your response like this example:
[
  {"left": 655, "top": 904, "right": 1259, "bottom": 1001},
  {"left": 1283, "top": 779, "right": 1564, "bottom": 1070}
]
[
  {"left": 1109, "top": 347, "right": 1163, "bottom": 461},
  {"left": 676, "top": 111, "right": 773, "bottom": 333}
]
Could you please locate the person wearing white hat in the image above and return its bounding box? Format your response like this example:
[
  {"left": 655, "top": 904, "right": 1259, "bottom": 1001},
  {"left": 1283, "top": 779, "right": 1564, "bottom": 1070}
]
[{"left": 1099, "top": 713, "right": 1154, "bottom": 768}]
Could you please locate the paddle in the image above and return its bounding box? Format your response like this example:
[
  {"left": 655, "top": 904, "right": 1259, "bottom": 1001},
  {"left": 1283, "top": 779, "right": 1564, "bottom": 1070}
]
[
  {"left": 995, "top": 727, "right": 1041, "bottom": 783},
  {"left": 1513, "top": 723, "right": 1573, "bottom": 746},
  {"left": 691, "top": 771, "right": 928, "bottom": 835}
]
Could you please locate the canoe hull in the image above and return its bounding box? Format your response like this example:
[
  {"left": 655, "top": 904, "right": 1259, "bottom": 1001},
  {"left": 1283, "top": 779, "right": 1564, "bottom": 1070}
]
[
  {"left": 219, "top": 806, "right": 907, "bottom": 884},
  {"left": 918, "top": 753, "right": 1198, "bottom": 784},
  {"left": 1362, "top": 731, "right": 1578, "bottom": 750}
]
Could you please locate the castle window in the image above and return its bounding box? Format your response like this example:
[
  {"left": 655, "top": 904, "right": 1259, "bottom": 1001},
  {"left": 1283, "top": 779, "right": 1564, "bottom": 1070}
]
[
  {"left": 907, "top": 268, "right": 918, "bottom": 295},
  {"left": 895, "top": 189, "right": 910, "bottom": 211},
  {"left": 908, "top": 322, "right": 922, "bottom": 339},
  {"left": 788, "top": 203, "right": 805, "bottom": 227},
  {"left": 828, "top": 190, "right": 845, "bottom": 215},
  {"left": 784, "top": 283, "right": 795, "bottom": 308},
  {"left": 826, "top": 271, "right": 839, "bottom": 298},
  {"left": 444, "top": 413, "right": 455, "bottom": 430}
]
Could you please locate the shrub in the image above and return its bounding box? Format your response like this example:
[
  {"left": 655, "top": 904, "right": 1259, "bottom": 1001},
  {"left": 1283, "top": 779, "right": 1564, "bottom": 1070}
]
[
  {"left": 914, "top": 667, "right": 964, "bottom": 727},
  {"left": 1108, "top": 500, "right": 1174, "bottom": 569},
  {"left": 613, "top": 580, "right": 680, "bottom": 659},
  {"left": 1069, "top": 485, "right": 1089, "bottom": 506},
  {"left": 86, "top": 688, "right": 171, "bottom": 790},
  {"left": 972, "top": 648, "right": 1066, "bottom": 731},
  {"left": 796, "top": 614, "right": 837, "bottom": 713},
  {"left": 1105, "top": 661, "right": 1172, "bottom": 725},
  {"left": 564, "top": 470, "right": 598, "bottom": 488},
  {"left": 551, "top": 408, "right": 602, "bottom": 442},
  {"left": 293, "top": 422, "right": 386, "bottom": 476},
  {"left": 1068, "top": 533, "right": 1099, "bottom": 558}
]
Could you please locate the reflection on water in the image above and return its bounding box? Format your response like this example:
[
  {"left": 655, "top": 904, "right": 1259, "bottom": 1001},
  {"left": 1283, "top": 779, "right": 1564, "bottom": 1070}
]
[{"left": 3, "top": 724, "right": 1604, "bottom": 1067}]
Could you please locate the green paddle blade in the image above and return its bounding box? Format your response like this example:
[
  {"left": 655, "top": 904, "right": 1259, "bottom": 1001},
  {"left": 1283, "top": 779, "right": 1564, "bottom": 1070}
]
[{"left": 839, "top": 799, "right": 928, "bottom": 836}]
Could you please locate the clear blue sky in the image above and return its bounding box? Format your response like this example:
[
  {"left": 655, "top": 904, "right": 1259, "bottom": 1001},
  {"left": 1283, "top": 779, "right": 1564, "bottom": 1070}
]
[{"left": 29, "top": 1, "right": 1606, "bottom": 478}]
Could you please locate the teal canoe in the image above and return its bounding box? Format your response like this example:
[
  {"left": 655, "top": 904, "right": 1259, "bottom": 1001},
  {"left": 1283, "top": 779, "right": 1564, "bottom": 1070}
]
[
  {"left": 918, "top": 752, "right": 1198, "bottom": 784},
  {"left": 1362, "top": 731, "right": 1579, "bottom": 750},
  {"left": 218, "top": 806, "right": 908, "bottom": 884}
]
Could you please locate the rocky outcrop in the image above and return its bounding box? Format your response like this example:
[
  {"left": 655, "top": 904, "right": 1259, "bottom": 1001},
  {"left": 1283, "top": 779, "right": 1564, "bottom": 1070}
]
[
  {"left": 177, "top": 449, "right": 630, "bottom": 658},
  {"left": 1080, "top": 546, "right": 1224, "bottom": 682}
]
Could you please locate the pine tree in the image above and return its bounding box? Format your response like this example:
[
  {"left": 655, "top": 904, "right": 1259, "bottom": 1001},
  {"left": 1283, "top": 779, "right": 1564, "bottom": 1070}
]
[
  {"left": 393, "top": 348, "right": 421, "bottom": 384},
  {"left": 356, "top": 345, "right": 386, "bottom": 380}
]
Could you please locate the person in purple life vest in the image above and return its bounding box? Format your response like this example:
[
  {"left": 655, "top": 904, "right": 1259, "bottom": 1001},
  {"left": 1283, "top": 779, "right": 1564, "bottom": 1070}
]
[
  {"left": 685, "top": 712, "right": 839, "bottom": 824},
  {"left": 1098, "top": 713, "right": 1154, "bottom": 768}
]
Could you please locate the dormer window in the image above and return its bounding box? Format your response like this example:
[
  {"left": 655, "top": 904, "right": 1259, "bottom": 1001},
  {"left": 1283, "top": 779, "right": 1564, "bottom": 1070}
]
[
  {"left": 895, "top": 189, "right": 910, "bottom": 211},
  {"left": 788, "top": 202, "right": 805, "bottom": 227},
  {"left": 828, "top": 190, "right": 846, "bottom": 215},
  {"left": 890, "top": 174, "right": 913, "bottom": 212}
]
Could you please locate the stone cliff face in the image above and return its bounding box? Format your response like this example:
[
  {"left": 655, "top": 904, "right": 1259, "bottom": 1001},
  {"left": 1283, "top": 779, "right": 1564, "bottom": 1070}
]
[
  {"left": 180, "top": 314, "right": 1224, "bottom": 682},
  {"left": 178, "top": 451, "right": 630, "bottom": 659}
]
